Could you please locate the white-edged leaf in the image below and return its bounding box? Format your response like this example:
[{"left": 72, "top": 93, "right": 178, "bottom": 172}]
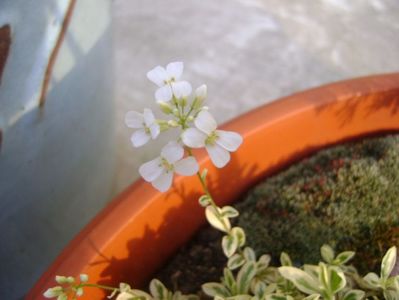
[
  {"left": 384, "top": 289, "right": 399, "bottom": 300},
  {"left": 280, "top": 252, "right": 292, "bottom": 266},
  {"left": 303, "top": 294, "right": 321, "bottom": 300},
  {"left": 131, "top": 289, "right": 152, "bottom": 300},
  {"left": 265, "top": 295, "right": 294, "bottom": 300},
  {"left": 329, "top": 267, "right": 346, "bottom": 294},
  {"left": 363, "top": 272, "right": 381, "bottom": 289},
  {"left": 221, "top": 206, "right": 239, "bottom": 218},
  {"left": 228, "top": 254, "right": 246, "bottom": 270},
  {"left": 243, "top": 247, "right": 256, "bottom": 262},
  {"left": 202, "top": 282, "right": 230, "bottom": 297},
  {"left": 149, "top": 279, "right": 169, "bottom": 300},
  {"left": 231, "top": 227, "right": 246, "bottom": 247},
  {"left": 257, "top": 254, "right": 271, "bottom": 271},
  {"left": 222, "top": 233, "right": 239, "bottom": 258},
  {"left": 278, "top": 267, "right": 320, "bottom": 295},
  {"left": 342, "top": 289, "right": 365, "bottom": 300},
  {"left": 252, "top": 280, "right": 267, "bottom": 298},
  {"left": 225, "top": 295, "right": 252, "bottom": 300},
  {"left": 205, "top": 206, "right": 231, "bottom": 233},
  {"left": 381, "top": 246, "right": 397, "bottom": 279},
  {"left": 321, "top": 245, "right": 335, "bottom": 264},
  {"left": 223, "top": 268, "right": 236, "bottom": 290},
  {"left": 198, "top": 195, "right": 211, "bottom": 207},
  {"left": 334, "top": 251, "right": 355, "bottom": 265},
  {"left": 237, "top": 262, "right": 257, "bottom": 294}
]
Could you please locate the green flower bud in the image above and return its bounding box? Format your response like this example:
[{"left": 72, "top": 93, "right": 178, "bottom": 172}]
[
  {"left": 43, "top": 286, "right": 63, "bottom": 298},
  {"left": 79, "top": 274, "right": 89, "bottom": 282},
  {"left": 167, "top": 120, "right": 179, "bottom": 127},
  {"left": 158, "top": 101, "right": 173, "bottom": 114},
  {"left": 172, "top": 108, "right": 179, "bottom": 117}
]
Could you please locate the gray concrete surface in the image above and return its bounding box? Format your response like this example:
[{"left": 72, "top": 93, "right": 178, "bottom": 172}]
[
  {"left": 114, "top": 0, "right": 399, "bottom": 194},
  {"left": 2, "top": 0, "right": 399, "bottom": 299}
]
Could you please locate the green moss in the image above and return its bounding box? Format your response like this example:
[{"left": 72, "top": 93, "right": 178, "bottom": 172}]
[{"left": 236, "top": 134, "right": 399, "bottom": 273}]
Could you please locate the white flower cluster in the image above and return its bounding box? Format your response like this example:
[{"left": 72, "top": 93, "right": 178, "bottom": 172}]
[{"left": 126, "top": 62, "right": 243, "bottom": 192}]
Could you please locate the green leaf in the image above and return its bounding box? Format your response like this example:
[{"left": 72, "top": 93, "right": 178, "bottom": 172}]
[
  {"left": 223, "top": 268, "right": 236, "bottom": 290},
  {"left": 228, "top": 254, "right": 246, "bottom": 270},
  {"left": 205, "top": 206, "right": 231, "bottom": 233},
  {"left": 198, "top": 195, "right": 211, "bottom": 207},
  {"left": 221, "top": 206, "right": 239, "bottom": 218},
  {"left": 329, "top": 267, "right": 346, "bottom": 294},
  {"left": 278, "top": 267, "right": 320, "bottom": 295},
  {"left": 237, "top": 262, "right": 257, "bottom": 294},
  {"left": 321, "top": 245, "right": 335, "bottom": 264},
  {"left": 243, "top": 247, "right": 256, "bottom": 262},
  {"left": 280, "top": 252, "right": 292, "bottom": 267},
  {"left": 149, "top": 279, "right": 169, "bottom": 300},
  {"left": 231, "top": 227, "right": 246, "bottom": 247},
  {"left": 202, "top": 282, "right": 230, "bottom": 297},
  {"left": 222, "top": 233, "right": 239, "bottom": 258},
  {"left": 334, "top": 251, "right": 355, "bottom": 265},
  {"left": 342, "top": 289, "right": 365, "bottom": 300},
  {"left": 381, "top": 246, "right": 397, "bottom": 280}
]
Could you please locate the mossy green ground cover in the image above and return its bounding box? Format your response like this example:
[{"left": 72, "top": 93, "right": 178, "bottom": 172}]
[
  {"left": 237, "top": 134, "right": 399, "bottom": 274},
  {"left": 157, "top": 134, "right": 399, "bottom": 294}
]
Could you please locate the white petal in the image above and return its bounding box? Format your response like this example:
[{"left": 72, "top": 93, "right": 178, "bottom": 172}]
[
  {"left": 143, "top": 108, "right": 155, "bottom": 126},
  {"left": 171, "top": 81, "right": 192, "bottom": 99},
  {"left": 206, "top": 144, "right": 230, "bottom": 168},
  {"left": 215, "top": 130, "right": 243, "bottom": 152},
  {"left": 195, "top": 110, "right": 217, "bottom": 135},
  {"left": 152, "top": 171, "right": 173, "bottom": 192},
  {"left": 131, "top": 129, "right": 151, "bottom": 147},
  {"left": 161, "top": 141, "right": 184, "bottom": 163},
  {"left": 139, "top": 157, "right": 163, "bottom": 182},
  {"left": 155, "top": 85, "right": 173, "bottom": 102},
  {"left": 149, "top": 123, "right": 160, "bottom": 139},
  {"left": 125, "top": 111, "right": 144, "bottom": 128},
  {"left": 195, "top": 84, "right": 207, "bottom": 101},
  {"left": 146, "top": 65, "right": 168, "bottom": 87},
  {"left": 166, "top": 61, "right": 183, "bottom": 80},
  {"left": 181, "top": 128, "right": 207, "bottom": 148},
  {"left": 174, "top": 157, "right": 199, "bottom": 176},
  {"left": 116, "top": 292, "right": 135, "bottom": 300}
]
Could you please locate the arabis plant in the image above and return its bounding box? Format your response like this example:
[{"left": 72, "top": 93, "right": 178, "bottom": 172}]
[{"left": 45, "top": 62, "right": 399, "bottom": 300}]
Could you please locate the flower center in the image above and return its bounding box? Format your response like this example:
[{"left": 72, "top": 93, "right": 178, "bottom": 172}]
[
  {"left": 161, "top": 157, "right": 174, "bottom": 172},
  {"left": 205, "top": 131, "right": 218, "bottom": 146}
]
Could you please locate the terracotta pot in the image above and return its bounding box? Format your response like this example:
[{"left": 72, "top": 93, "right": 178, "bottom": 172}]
[{"left": 27, "top": 74, "right": 399, "bottom": 299}]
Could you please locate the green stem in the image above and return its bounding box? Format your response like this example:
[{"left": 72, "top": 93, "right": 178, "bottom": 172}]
[
  {"left": 78, "top": 283, "right": 119, "bottom": 292},
  {"left": 186, "top": 147, "right": 231, "bottom": 233}
]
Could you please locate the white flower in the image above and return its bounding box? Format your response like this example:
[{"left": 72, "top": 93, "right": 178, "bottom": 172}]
[
  {"left": 147, "top": 62, "right": 192, "bottom": 102},
  {"left": 125, "top": 108, "right": 160, "bottom": 147},
  {"left": 139, "top": 141, "right": 199, "bottom": 192},
  {"left": 181, "top": 111, "right": 243, "bottom": 168}
]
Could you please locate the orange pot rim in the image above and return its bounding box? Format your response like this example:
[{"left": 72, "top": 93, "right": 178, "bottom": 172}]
[{"left": 28, "top": 73, "right": 399, "bottom": 299}]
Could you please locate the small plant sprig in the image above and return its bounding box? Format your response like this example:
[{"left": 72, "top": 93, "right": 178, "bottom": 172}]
[{"left": 44, "top": 62, "right": 399, "bottom": 300}]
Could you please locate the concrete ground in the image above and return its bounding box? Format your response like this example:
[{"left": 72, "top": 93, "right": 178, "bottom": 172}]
[
  {"left": 113, "top": 0, "right": 399, "bottom": 195},
  {"left": 7, "top": 0, "right": 399, "bottom": 299}
]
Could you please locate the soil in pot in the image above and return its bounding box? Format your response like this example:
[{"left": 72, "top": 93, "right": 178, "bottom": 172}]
[{"left": 155, "top": 134, "right": 399, "bottom": 297}]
